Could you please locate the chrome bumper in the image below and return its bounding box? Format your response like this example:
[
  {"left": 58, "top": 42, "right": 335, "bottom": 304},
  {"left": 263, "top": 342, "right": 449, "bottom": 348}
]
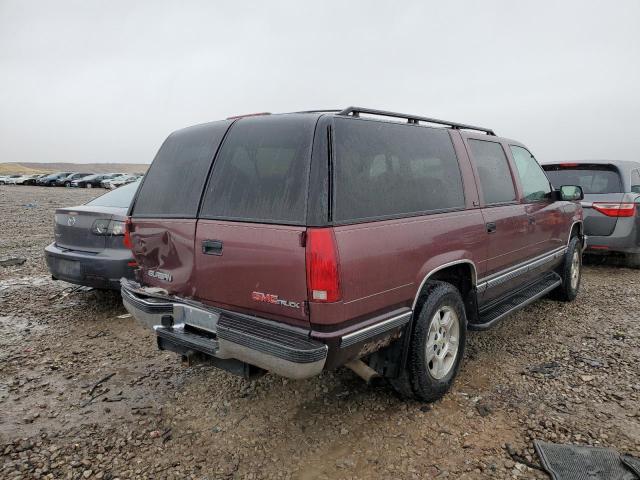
[{"left": 121, "top": 280, "right": 327, "bottom": 380}]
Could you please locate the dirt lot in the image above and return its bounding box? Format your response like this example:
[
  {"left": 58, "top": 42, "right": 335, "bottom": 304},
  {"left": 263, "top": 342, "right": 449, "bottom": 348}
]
[{"left": 1, "top": 185, "right": 639, "bottom": 479}]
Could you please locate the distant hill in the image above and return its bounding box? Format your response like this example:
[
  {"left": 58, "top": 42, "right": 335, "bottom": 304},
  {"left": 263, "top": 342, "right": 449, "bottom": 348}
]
[
  {"left": 0, "top": 163, "right": 51, "bottom": 175},
  {"left": 0, "top": 162, "right": 149, "bottom": 175}
]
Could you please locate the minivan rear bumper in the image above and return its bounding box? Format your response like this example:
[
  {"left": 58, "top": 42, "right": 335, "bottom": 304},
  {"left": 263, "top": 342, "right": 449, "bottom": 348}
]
[{"left": 121, "top": 279, "right": 327, "bottom": 379}]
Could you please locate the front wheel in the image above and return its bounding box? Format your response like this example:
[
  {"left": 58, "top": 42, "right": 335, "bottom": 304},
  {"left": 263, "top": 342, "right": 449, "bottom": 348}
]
[
  {"left": 86, "top": 183, "right": 93, "bottom": 188},
  {"left": 391, "top": 281, "right": 467, "bottom": 402},
  {"left": 552, "top": 236, "right": 582, "bottom": 302}
]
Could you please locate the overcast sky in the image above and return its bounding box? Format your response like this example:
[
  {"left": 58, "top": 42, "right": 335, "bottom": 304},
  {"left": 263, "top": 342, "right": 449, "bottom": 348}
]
[{"left": 1, "top": 0, "right": 639, "bottom": 165}]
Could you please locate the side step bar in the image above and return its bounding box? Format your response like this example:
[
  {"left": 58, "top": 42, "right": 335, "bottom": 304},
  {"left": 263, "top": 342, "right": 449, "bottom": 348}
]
[{"left": 470, "top": 272, "right": 562, "bottom": 331}]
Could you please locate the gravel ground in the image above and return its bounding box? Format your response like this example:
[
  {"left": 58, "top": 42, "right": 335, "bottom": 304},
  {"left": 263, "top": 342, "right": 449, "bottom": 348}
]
[{"left": 1, "top": 185, "right": 639, "bottom": 480}]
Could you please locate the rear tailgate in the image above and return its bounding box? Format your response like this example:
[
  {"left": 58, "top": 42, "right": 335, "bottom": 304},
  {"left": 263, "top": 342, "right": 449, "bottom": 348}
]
[
  {"left": 581, "top": 193, "right": 626, "bottom": 236},
  {"left": 543, "top": 163, "right": 627, "bottom": 237}
]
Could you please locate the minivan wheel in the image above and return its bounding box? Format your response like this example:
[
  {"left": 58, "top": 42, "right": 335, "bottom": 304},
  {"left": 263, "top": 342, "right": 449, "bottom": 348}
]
[
  {"left": 552, "top": 236, "right": 582, "bottom": 302},
  {"left": 391, "top": 281, "right": 467, "bottom": 403}
]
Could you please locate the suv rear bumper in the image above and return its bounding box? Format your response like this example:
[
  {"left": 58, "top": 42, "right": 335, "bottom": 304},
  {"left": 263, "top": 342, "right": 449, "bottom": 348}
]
[{"left": 121, "top": 279, "right": 327, "bottom": 379}]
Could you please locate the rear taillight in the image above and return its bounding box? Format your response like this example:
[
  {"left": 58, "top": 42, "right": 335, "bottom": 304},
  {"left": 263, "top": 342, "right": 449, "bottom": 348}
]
[
  {"left": 592, "top": 203, "right": 636, "bottom": 217},
  {"left": 123, "top": 217, "right": 133, "bottom": 249},
  {"left": 305, "top": 228, "right": 341, "bottom": 303}
]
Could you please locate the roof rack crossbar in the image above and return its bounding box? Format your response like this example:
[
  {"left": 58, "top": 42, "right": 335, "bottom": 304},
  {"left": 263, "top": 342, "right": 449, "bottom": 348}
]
[{"left": 336, "top": 106, "right": 495, "bottom": 135}]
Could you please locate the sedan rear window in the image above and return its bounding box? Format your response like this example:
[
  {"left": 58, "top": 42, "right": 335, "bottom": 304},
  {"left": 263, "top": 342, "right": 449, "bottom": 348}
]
[
  {"left": 87, "top": 181, "right": 140, "bottom": 208},
  {"left": 543, "top": 164, "right": 623, "bottom": 194}
]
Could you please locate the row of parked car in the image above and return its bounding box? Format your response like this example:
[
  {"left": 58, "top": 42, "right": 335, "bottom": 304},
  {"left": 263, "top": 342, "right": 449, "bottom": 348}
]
[
  {"left": 0, "top": 172, "right": 143, "bottom": 189},
  {"left": 43, "top": 107, "right": 640, "bottom": 403}
]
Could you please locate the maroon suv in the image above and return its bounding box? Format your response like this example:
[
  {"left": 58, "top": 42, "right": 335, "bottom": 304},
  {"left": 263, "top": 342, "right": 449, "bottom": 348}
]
[{"left": 121, "top": 107, "right": 585, "bottom": 401}]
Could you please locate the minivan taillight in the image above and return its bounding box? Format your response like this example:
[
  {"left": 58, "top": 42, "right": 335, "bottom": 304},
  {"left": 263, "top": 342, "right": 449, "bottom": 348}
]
[
  {"left": 305, "top": 228, "right": 341, "bottom": 302},
  {"left": 592, "top": 203, "right": 636, "bottom": 217},
  {"left": 123, "top": 217, "right": 133, "bottom": 249}
]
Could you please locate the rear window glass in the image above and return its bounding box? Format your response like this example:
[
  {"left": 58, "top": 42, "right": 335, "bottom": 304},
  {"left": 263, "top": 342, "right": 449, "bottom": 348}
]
[
  {"left": 133, "top": 120, "right": 232, "bottom": 217},
  {"left": 87, "top": 181, "right": 140, "bottom": 208},
  {"left": 332, "top": 118, "right": 465, "bottom": 222},
  {"left": 543, "top": 165, "right": 623, "bottom": 194},
  {"left": 200, "top": 115, "right": 316, "bottom": 224}
]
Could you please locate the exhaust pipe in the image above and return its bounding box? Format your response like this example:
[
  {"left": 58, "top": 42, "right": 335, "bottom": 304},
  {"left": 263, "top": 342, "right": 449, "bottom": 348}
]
[{"left": 345, "top": 359, "right": 381, "bottom": 384}]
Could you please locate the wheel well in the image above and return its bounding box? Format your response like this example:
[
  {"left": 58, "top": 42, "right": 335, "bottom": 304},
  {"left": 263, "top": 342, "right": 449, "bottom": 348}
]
[
  {"left": 422, "top": 263, "right": 478, "bottom": 324},
  {"left": 570, "top": 222, "right": 582, "bottom": 239}
]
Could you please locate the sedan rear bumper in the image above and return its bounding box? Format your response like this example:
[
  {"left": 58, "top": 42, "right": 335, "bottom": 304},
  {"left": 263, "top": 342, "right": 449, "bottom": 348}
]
[
  {"left": 120, "top": 279, "right": 328, "bottom": 379},
  {"left": 45, "top": 242, "right": 135, "bottom": 290}
]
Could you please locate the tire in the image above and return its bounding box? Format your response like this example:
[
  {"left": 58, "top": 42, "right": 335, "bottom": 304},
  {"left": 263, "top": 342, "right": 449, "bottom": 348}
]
[
  {"left": 86, "top": 183, "right": 93, "bottom": 188},
  {"left": 552, "top": 236, "right": 582, "bottom": 302},
  {"left": 625, "top": 253, "right": 640, "bottom": 269},
  {"left": 64, "top": 181, "right": 70, "bottom": 187},
  {"left": 390, "top": 281, "right": 467, "bottom": 402}
]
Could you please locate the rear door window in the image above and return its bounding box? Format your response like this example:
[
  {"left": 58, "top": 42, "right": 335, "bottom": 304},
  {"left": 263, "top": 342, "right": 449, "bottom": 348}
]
[
  {"left": 543, "top": 164, "right": 623, "bottom": 194},
  {"left": 332, "top": 118, "right": 465, "bottom": 222},
  {"left": 200, "top": 114, "right": 317, "bottom": 225},
  {"left": 468, "top": 139, "right": 517, "bottom": 205},
  {"left": 132, "top": 120, "right": 232, "bottom": 217},
  {"left": 510, "top": 145, "right": 551, "bottom": 202}
]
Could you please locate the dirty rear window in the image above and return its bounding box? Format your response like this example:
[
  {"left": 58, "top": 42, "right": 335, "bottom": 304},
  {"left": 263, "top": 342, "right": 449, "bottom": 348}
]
[
  {"left": 543, "top": 164, "right": 623, "bottom": 194},
  {"left": 132, "top": 120, "right": 232, "bottom": 217},
  {"left": 199, "top": 115, "right": 316, "bottom": 224}
]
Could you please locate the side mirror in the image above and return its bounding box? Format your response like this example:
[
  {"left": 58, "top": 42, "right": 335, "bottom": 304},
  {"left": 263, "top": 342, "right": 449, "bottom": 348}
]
[{"left": 559, "top": 185, "right": 584, "bottom": 201}]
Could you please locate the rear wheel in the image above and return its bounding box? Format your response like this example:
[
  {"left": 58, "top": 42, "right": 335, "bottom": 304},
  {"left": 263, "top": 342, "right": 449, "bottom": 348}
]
[
  {"left": 86, "top": 183, "right": 93, "bottom": 189},
  {"left": 552, "top": 236, "right": 582, "bottom": 301},
  {"left": 391, "top": 281, "right": 467, "bottom": 402},
  {"left": 626, "top": 253, "right": 640, "bottom": 269},
  {"left": 64, "top": 181, "right": 70, "bottom": 187}
]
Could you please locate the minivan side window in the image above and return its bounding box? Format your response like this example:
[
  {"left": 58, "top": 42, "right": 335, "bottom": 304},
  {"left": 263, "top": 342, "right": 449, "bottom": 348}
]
[
  {"left": 332, "top": 118, "right": 465, "bottom": 222},
  {"left": 510, "top": 145, "right": 552, "bottom": 202},
  {"left": 468, "top": 139, "right": 516, "bottom": 205}
]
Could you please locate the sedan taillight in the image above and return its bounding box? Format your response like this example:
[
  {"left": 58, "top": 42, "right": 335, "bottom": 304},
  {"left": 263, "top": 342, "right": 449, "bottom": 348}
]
[{"left": 592, "top": 203, "right": 636, "bottom": 217}]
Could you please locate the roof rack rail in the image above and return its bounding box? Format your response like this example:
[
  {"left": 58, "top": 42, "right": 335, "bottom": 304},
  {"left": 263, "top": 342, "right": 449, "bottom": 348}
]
[{"left": 336, "top": 106, "right": 495, "bottom": 136}]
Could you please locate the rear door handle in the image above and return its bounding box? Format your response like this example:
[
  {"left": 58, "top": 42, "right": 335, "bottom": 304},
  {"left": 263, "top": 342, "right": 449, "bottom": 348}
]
[
  {"left": 486, "top": 222, "right": 497, "bottom": 233},
  {"left": 202, "top": 239, "right": 223, "bottom": 256}
]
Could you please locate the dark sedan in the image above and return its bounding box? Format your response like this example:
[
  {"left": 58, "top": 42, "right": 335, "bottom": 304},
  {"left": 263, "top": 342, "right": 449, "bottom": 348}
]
[
  {"left": 72, "top": 173, "right": 121, "bottom": 188},
  {"left": 543, "top": 160, "right": 640, "bottom": 268},
  {"left": 45, "top": 181, "right": 140, "bottom": 289},
  {"left": 37, "top": 172, "right": 73, "bottom": 186},
  {"left": 55, "top": 172, "right": 93, "bottom": 187}
]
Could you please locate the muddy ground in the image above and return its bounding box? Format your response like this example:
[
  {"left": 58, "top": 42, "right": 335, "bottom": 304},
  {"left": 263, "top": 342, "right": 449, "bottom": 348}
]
[{"left": 0, "top": 185, "right": 639, "bottom": 480}]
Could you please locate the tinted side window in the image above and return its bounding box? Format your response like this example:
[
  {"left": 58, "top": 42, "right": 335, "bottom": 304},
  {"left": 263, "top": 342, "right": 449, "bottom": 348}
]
[
  {"left": 510, "top": 145, "right": 551, "bottom": 202},
  {"left": 333, "top": 119, "right": 465, "bottom": 222},
  {"left": 200, "top": 114, "right": 316, "bottom": 224},
  {"left": 133, "top": 120, "right": 232, "bottom": 218},
  {"left": 468, "top": 140, "right": 516, "bottom": 205}
]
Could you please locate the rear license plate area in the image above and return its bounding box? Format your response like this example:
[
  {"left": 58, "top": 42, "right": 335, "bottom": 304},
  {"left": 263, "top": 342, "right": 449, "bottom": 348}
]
[{"left": 56, "top": 258, "right": 81, "bottom": 277}]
